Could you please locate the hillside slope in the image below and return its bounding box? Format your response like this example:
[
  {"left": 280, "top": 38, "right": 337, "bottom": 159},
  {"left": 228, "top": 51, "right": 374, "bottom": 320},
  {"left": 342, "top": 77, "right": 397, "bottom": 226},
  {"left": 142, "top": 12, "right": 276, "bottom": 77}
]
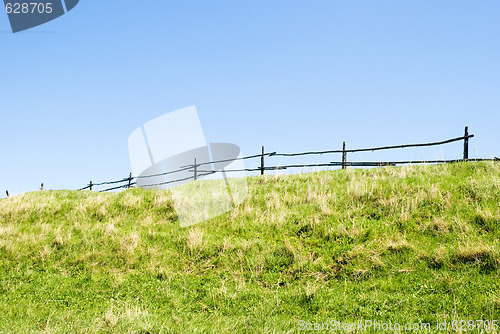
[{"left": 0, "top": 162, "right": 499, "bottom": 333}]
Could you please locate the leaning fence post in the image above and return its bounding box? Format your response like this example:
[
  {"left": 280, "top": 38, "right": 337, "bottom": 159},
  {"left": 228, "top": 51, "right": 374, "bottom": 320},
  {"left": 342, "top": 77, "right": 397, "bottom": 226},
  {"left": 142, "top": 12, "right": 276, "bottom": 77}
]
[
  {"left": 342, "top": 141, "right": 347, "bottom": 169},
  {"left": 89, "top": 181, "right": 93, "bottom": 191},
  {"left": 128, "top": 173, "right": 132, "bottom": 189},
  {"left": 463, "top": 126, "right": 469, "bottom": 161},
  {"left": 194, "top": 158, "right": 197, "bottom": 180},
  {"left": 261, "top": 146, "right": 265, "bottom": 176}
]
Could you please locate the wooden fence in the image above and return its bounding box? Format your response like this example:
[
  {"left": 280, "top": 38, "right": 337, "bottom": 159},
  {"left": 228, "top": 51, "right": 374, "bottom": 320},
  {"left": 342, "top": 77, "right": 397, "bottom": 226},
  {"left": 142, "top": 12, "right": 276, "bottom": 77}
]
[{"left": 5, "top": 126, "right": 499, "bottom": 197}]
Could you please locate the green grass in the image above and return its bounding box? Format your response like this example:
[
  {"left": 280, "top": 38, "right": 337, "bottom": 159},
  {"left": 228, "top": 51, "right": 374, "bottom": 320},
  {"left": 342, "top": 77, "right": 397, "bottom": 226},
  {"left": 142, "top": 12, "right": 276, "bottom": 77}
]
[{"left": 0, "top": 162, "right": 499, "bottom": 333}]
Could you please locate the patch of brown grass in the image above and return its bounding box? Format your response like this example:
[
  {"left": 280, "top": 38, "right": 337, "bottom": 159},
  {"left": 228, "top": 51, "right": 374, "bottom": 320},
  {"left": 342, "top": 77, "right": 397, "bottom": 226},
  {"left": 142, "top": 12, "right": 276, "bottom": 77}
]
[
  {"left": 187, "top": 227, "right": 204, "bottom": 251},
  {"left": 455, "top": 243, "right": 496, "bottom": 264}
]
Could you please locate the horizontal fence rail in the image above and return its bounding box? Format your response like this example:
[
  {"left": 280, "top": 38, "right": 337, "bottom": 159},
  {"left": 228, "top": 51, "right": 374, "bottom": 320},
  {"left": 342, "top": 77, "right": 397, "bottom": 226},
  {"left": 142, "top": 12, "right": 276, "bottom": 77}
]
[
  {"left": 272, "top": 134, "right": 474, "bottom": 157},
  {"left": 67, "top": 126, "right": 498, "bottom": 193},
  {"left": 191, "top": 159, "right": 496, "bottom": 173}
]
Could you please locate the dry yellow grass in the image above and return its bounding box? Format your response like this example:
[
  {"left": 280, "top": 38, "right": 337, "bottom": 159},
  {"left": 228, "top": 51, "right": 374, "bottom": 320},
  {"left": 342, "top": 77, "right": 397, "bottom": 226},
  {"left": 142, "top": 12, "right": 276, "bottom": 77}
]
[{"left": 187, "top": 227, "right": 205, "bottom": 251}]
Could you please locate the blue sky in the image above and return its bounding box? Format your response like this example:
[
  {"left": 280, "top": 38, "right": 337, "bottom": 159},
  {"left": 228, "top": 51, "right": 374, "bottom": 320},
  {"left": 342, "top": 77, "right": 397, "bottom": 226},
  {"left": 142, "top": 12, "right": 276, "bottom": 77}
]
[{"left": 1, "top": 1, "right": 499, "bottom": 196}]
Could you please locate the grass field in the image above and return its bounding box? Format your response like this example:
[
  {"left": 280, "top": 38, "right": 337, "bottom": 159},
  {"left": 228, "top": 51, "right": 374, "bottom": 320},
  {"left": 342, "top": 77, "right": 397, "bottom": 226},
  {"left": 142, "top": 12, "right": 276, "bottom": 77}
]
[{"left": 0, "top": 162, "right": 499, "bottom": 333}]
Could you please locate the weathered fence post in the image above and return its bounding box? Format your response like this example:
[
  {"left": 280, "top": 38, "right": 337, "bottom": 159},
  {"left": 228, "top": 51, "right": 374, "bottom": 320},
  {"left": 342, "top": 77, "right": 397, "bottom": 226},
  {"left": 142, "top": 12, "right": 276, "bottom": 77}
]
[
  {"left": 89, "top": 181, "right": 93, "bottom": 191},
  {"left": 261, "top": 146, "right": 265, "bottom": 176},
  {"left": 463, "top": 126, "right": 469, "bottom": 161},
  {"left": 128, "top": 173, "right": 132, "bottom": 189},
  {"left": 5, "top": 190, "right": 9, "bottom": 198},
  {"left": 342, "top": 141, "right": 347, "bottom": 170},
  {"left": 194, "top": 158, "right": 197, "bottom": 180}
]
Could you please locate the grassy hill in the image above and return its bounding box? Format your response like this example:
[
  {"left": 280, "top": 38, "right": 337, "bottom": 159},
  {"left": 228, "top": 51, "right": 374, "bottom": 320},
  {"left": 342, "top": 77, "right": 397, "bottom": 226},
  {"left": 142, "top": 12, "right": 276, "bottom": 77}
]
[{"left": 0, "top": 162, "right": 499, "bottom": 333}]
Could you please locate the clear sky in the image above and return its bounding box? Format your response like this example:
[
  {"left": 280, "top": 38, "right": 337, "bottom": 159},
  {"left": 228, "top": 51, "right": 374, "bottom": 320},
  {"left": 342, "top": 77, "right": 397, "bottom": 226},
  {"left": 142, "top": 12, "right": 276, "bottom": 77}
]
[{"left": 1, "top": 1, "right": 499, "bottom": 197}]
